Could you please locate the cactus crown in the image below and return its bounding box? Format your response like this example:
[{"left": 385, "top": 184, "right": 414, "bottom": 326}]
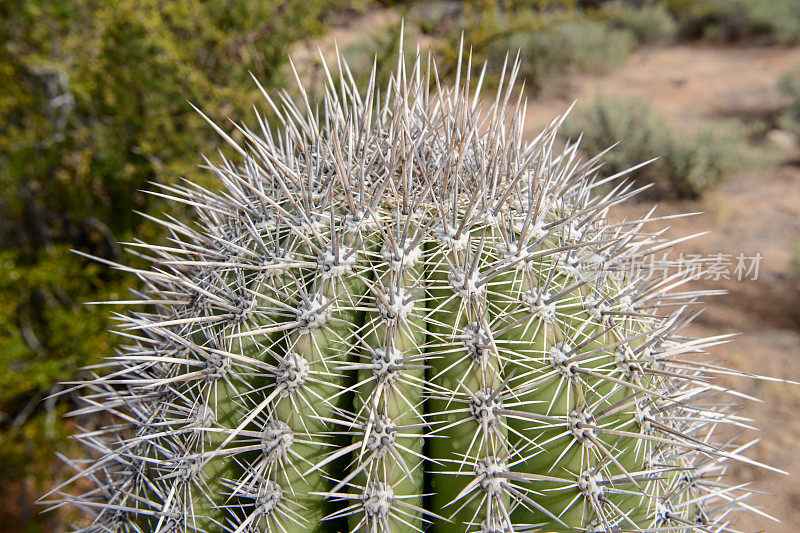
[{"left": 47, "top": 45, "right": 782, "bottom": 533}]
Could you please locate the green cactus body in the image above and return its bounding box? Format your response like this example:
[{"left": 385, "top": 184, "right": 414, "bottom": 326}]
[{"left": 50, "top": 49, "right": 783, "bottom": 533}]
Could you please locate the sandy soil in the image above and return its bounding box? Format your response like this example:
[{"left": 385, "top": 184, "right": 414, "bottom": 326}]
[{"left": 525, "top": 44, "right": 800, "bottom": 531}]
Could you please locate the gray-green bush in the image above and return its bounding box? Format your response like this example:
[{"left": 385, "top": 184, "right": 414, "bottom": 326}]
[
  {"left": 442, "top": 7, "right": 635, "bottom": 93},
  {"left": 564, "top": 96, "right": 749, "bottom": 198},
  {"left": 665, "top": 0, "right": 800, "bottom": 44},
  {"left": 600, "top": 2, "right": 678, "bottom": 45},
  {"left": 778, "top": 68, "right": 800, "bottom": 136}
]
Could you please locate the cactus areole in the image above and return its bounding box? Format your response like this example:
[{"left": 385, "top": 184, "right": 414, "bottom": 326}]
[{"left": 52, "top": 49, "right": 782, "bottom": 532}]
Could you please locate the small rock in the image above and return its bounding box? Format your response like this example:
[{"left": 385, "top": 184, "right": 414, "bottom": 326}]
[{"left": 766, "top": 128, "right": 799, "bottom": 152}]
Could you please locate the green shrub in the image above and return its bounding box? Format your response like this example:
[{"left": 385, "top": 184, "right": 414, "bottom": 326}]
[
  {"left": 2, "top": 0, "right": 365, "bottom": 250},
  {"left": 664, "top": 0, "right": 800, "bottom": 44},
  {"left": 441, "top": 6, "right": 634, "bottom": 93},
  {"left": 790, "top": 239, "right": 800, "bottom": 279},
  {"left": 408, "top": 2, "right": 463, "bottom": 36},
  {"left": 748, "top": 1, "right": 800, "bottom": 44},
  {"left": 778, "top": 68, "right": 800, "bottom": 135},
  {"left": 662, "top": 123, "right": 750, "bottom": 197},
  {"left": 564, "top": 96, "right": 749, "bottom": 198},
  {"left": 600, "top": 2, "right": 678, "bottom": 44},
  {"left": 555, "top": 16, "right": 636, "bottom": 67},
  {"left": 340, "top": 21, "right": 422, "bottom": 91}
]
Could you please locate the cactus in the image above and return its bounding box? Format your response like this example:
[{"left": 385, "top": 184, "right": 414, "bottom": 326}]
[{"left": 47, "top": 46, "right": 785, "bottom": 533}]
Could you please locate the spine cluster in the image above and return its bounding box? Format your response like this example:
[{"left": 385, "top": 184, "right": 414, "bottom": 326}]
[{"left": 46, "top": 46, "right": 783, "bottom": 533}]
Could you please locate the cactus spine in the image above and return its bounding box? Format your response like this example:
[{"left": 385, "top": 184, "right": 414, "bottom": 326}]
[{"left": 48, "top": 46, "right": 784, "bottom": 533}]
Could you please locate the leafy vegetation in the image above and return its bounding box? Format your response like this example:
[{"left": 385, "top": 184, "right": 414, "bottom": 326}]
[
  {"left": 599, "top": 2, "right": 678, "bottom": 45},
  {"left": 776, "top": 69, "right": 800, "bottom": 280},
  {"left": 790, "top": 240, "right": 800, "bottom": 279},
  {"left": 563, "top": 97, "right": 750, "bottom": 198},
  {"left": 778, "top": 68, "right": 800, "bottom": 136},
  {"left": 340, "top": 20, "right": 421, "bottom": 92},
  {"left": 437, "top": 2, "right": 636, "bottom": 92},
  {"left": 664, "top": 0, "right": 800, "bottom": 44},
  {"left": 0, "top": 0, "right": 363, "bottom": 529}
]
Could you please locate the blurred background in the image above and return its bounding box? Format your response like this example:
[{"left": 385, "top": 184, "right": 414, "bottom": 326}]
[{"left": 2, "top": 0, "right": 800, "bottom": 530}]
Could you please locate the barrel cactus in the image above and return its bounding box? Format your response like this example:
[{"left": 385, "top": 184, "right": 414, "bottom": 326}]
[{"left": 48, "top": 47, "right": 783, "bottom": 532}]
